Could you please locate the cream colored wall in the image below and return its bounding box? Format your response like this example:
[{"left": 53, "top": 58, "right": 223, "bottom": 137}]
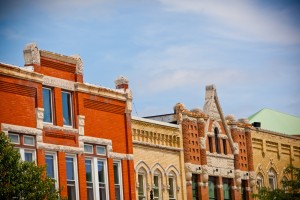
[
  {"left": 132, "top": 117, "right": 186, "bottom": 200},
  {"left": 251, "top": 128, "right": 300, "bottom": 193}
]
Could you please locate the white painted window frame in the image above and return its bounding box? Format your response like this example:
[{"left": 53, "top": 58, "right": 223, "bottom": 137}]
[
  {"left": 42, "top": 87, "right": 54, "bottom": 124},
  {"left": 62, "top": 91, "right": 73, "bottom": 127},
  {"left": 113, "top": 160, "right": 123, "bottom": 200},
  {"left": 45, "top": 152, "right": 59, "bottom": 190},
  {"left": 66, "top": 154, "right": 79, "bottom": 200}
]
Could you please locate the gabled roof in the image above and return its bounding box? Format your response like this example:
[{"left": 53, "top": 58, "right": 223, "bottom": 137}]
[{"left": 248, "top": 108, "right": 300, "bottom": 135}]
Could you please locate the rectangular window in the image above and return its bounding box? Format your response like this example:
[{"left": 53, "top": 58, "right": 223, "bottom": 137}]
[
  {"left": 169, "top": 177, "right": 176, "bottom": 200},
  {"left": 66, "top": 156, "right": 78, "bottom": 200},
  {"left": 153, "top": 175, "right": 160, "bottom": 200},
  {"left": 43, "top": 87, "right": 53, "bottom": 123},
  {"left": 241, "top": 180, "right": 247, "bottom": 200},
  {"left": 84, "top": 144, "right": 94, "bottom": 154},
  {"left": 98, "top": 160, "right": 107, "bottom": 200},
  {"left": 192, "top": 174, "right": 199, "bottom": 200},
  {"left": 8, "top": 133, "right": 20, "bottom": 144},
  {"left": 62, "top": 91, "right": 72, "bottom": 126},
  {"left": 24, "top": 135, "right": 35, "bottom": 146},
  {"left": 138, "top": 174, "right": 145, "bottom": 200},
  {"left": 209, "top": 176, "right": 217, "bottom": 200},
  {"left": 85, "top": 159, "right": 94, "bottom": 200},
  {"left": 223, "top": 139, "right": 227, "bottom": 155},
  {"left": 208, "top": 137, "right": 213, "bottom": 153},
  {"left": 46, "top": 153, "right": 59, "bottom": 189},
  {"left": 223, "top": 178, "right": 231, "bottom": 200},
  {"left": 96, "top": 146, "right": 106, "bottom": 155},
  {"left": 24, "top": 150, "right": 34, "bottom": 162},
  {"left": 113, "top": 161, "right": 123, "bottom": 200}
]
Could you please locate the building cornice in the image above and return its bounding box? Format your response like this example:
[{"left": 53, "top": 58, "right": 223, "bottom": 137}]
[
  {"left": 133, "top": 140, "right": 183, "bottom": 152},
  {"left": 132, "top": 116, "right": 179, "bottom": 129}
]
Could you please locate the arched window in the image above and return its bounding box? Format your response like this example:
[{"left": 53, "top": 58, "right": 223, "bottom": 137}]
[
  {"left": 256, "top": 173, "right": 264, "bottom": 189},
  {"left": 138, "top": 168, "right": 147, "bottom": 200},
  {"left": 268, "top": 169, "right": 277, "bottom": 190},
  {"left": 168, "top": 171, "right": 176, "bottom": 200},
  {"left": 214, "top": 128, "right": 220, "bottom": 154},
  {"left": 153, "top": 169, "right": 162, "bottom": 200}
]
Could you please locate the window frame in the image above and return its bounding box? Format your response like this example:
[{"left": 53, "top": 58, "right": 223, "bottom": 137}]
[
  {"left": 62, "top": 91, "right": 73, "bottom": 127},
  {"left": 45, "top": 152, "right": 59, "bottom": 190},
  {"left": 214, "top": 128, "right": 220, "bottom": 154},
  {"left": 153, "top": 170, "right": 162, "bottom": 200},
  {"left": 66, "top": 154, "right": 79, "bottom": 200},
  {"left": 113, "top": 160, "right": 123, "bottom": 200},
  {"left": 268, "top": 169, "right": 277, "bottom": 190},
  {"left": 42, "top": 87, "right": 54, "bottom": 124},
  {"left": 137, "top": 169, "right": 146, "bottom": 200},
  {"left": 168, "top": 173, "right": 176, "bottom": 200}
]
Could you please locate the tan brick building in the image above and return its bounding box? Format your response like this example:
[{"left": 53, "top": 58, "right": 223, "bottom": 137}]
[
  {"left": 250, "top": 128, "right": 300, "bottom": 193},
  {"left": 148, "top": 85, "right": 255, "bottom": 200},
  {"left": 131, "top": 116, "right": 187, "bottom": 200}
]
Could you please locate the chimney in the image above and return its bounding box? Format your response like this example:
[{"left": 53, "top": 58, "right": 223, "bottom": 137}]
[{"left": 115, "top": 76, "right": 129, "bottom": 91}]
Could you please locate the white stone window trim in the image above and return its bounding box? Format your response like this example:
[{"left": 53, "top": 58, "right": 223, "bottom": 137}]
[
  {"left": 45, "top": 152, "right": 59, "bottom": 190},
  {"left": 65, "top": 154, "right": 80, "bottom": 200},
  {"left": 8, "top": 133, "right": 20, "bottom": 144},
  {"left": 113, "top": 160, "right": 124, "bottom": 200}
]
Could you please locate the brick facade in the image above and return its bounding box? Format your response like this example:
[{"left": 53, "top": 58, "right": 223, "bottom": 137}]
[{"left": 0, "top": 43, "right": 135, "bottom": 200}]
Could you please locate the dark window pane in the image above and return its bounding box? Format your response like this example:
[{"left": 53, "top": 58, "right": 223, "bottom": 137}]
[
  {"left": 67, "top": 184, "right": 76, "bottom": 200},
  {"left": 25, "top": 152, "right": 33, "bottom": 162},
  {"left": 113, "top": 163, "right": 119, "bottom": 184},
  {"left": 87, "top": 187, "right": 93, "bottom": 200},
  {"left": 46, "top": 155, "right": 54, "bottom": 178},
  {"left": 66, "top": 157, "right": 75, "bottom": 180},
  {"left": 98, "top": 160, "right": 104, "bottom": 183},
  {"left": 43, "top": 88, "right": 52, "bottom": 123},
  {"left": 85, "top": 160, "right": 92, "bottom": 182},
  {"left": 62, "top": 92, "right": 72, "bottom": 126}
]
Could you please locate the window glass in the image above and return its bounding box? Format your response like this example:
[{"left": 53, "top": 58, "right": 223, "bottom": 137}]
[
  {"left": 114, "top": 162, "right": 122, "bottom": 200},
  {"left": 84, "top": 144, "right": 93, "bottom": 154},
  {"left": 96, "top": 146, "right": 106, "bottom": 155},
  {"left": 24, "top": 151, "right": 34, "bottom": 162},
  {"left": 98, "top": 160, "right": 106, "bottom": 200},
  {"left": 24, "top": 135, "right": 35, "bottom": 146},
  {"left": 223, "top": 178, "right": 231, "bottom": 200},
  {"left": 8, "top": 133, "right": 19, "bottom": 144},
  {"left": 214, "top": 128, "right": 220, "bottom": 153},
  {"left": 209, "top": 176, "right": 217, "bottom": 200},
  {"left": 46, "top": 154, "right": 55, "bottom": 179},
  {"left": 192, "top": 174, "right": 199, "bottom": 200},
  {"left": 257, "top": 173, "right": 263, "bottom": 189},
  {"left": 223, "top": 139, "right": 227, "bottom": 155},
  {"left": 138, "top": 174, "right": 145, "bottom": 200},
  {"left": 62, "top": 92, "right": 72, "bottom": 126},
  {"left": 208, "top": 137, "right": 213, "bottom": 153},
  {"left": 43, "top": 88, "right": 53, "bottom": 123},
  {"left": 268, "top": 169, "right": 277, "bottom": 190},
  {"left": 154, "top": 175, "right": 160, "bottom": 200},
  {"left": 66, "top": 157, "right": 77, "bottom": 200},
  {"left": 169, "top": 176, "right": 176, "bottom": 200},
  {"left": 85, "top": 159, "right": 94, "bottom": 200}
]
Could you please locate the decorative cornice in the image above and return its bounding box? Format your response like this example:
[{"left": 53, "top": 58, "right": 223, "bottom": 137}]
[
  {"left": 133, "top": 140, "right": 183, "bottom": 152},
  {"left": 37, "top": 142, "right": 83, "bottom": 153},
  {"left": 80, "top": 136, "right": 112, "bottom": 146},
  {"left": 0, "top": 62, "right": 43, "bottom": 83},
  {"left": 174, "top": 103, "right": 208, "bottom": 119},
  {"left": 43, "top": 76, "right": 75, "bottom": 91},
  {"left": 108, "top": 152, "right": 134, "bottom": 160},
  {"left": 75, "top": 82, "right": 127, "bottom": 101}
]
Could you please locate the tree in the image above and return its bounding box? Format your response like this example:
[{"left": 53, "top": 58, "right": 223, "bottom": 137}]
[
  {"left": 0, "top": 132, "right": 60, "bottom": 199},
  {"left": 253, "top": 165, "right": 300, "bottom": 200}
]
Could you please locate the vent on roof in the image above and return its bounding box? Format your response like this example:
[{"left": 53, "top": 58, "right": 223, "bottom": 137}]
[{"left": 252, "top": 122, "right": 261, "bottom": 128}]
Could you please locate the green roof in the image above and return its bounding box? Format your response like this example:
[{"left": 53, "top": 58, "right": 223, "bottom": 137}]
[{"left": 248, "top": 108, "right": 300, "bottom": 135}]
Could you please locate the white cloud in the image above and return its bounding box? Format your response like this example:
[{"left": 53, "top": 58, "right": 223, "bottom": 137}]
[{"left": 159, "top": 0, "right": 300, "bottom": 44}]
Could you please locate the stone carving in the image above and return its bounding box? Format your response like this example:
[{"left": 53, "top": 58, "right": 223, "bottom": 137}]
[
  {"left": 1, "top": 123, "right": 42, "bottom": 136},
  {"left": 23, "top": 43, "right": 40, "bottom": 65},
  {"left": 43, "top": 76, "right": 75, "bottom": 91},
  {"left": 114, "top": 75, "right": 129, "bottom": 86},
  {"left": 43, "top": 124, "right": 78, "bottom": 133},
  {"left": 235, "top": 170, "right": 242, "bottom": 187},
  {"left": 238, "top": 118, "right": 249, "bottom": 124},
  {"left": 233, "top": 143, "right": 239, "bottom": 155},
  {"left": 225, "top": 114, "right": 236, "bottom": 122},
  {"left": 200, "top": 137, "right": 206, "bottom": 149},
  {"left": 70, "top": 55, "right": 83, "bottom": 75},
  {"left": 36, "top": 108, "right": 44, "bottom": 130},
  {"left": 81, "top": 136, "right": 112, "bottom": 146},
  {"left": 37, "top": 142, "right": 83, "bottom": 153},
  {"left": 185, "top": 163, "right": 192, "bottom": 185},
  {"left": 249, "top": 171, "right": 256, "bottom": 187},
  {"left": 108, "top": 152, "right": 134, "bottom": 160},
  {"left": 77, "top": 115, "right": 85, "bottom": 136},
  {"left": 202, "top": 165, "right": 209, "bottom": 183}
]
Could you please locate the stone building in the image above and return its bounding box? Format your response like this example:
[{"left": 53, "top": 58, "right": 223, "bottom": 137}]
[
  {"left": 131, "top": 116, "right": 187, "bottom": 200},
  {"left": 147, "top": 85, "right": 255, "bottom": 200},
  {"left": 0, "top": 43, "right": 136, "bottom": 200},
  {"left": 248, "top": 110, "right": 300, "bottom": 194}
]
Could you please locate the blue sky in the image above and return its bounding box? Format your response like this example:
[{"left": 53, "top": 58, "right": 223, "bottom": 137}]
[{"left": 1, "top": 0, "right": 300, "bottom": 118}]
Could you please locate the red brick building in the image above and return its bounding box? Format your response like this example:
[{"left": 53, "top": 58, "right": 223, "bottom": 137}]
[
  {"left": 148, "top": 85, "right": 255, "bottom": 200},
  {"left": 0, "top": 43, "right": 136, "bottom": 200}
]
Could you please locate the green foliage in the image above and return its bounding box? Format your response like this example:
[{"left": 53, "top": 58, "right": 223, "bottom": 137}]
[
  {"left": 0, "top": 132, "right": 60, "bottom": 199},
  {"left": 253, "top": 165, "right": 300, "bottom": 200}
]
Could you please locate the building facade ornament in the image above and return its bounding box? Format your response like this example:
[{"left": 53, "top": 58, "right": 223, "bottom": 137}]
[
  {"left": 36, "top": 108, "right": 44, "bottom": 130},
  {"left": 77, "top": 115, "right": 85, "bottom": 136},
  {"left": 23, "top": 43, "right": 40, "bottom": 65},
  {"left": 43, "top": 76, "right": 75, "bottom": 91}
]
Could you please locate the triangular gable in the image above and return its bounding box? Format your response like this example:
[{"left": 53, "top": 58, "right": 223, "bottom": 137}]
[{"left": 203, "top": 85, "right": 235, "bottom": 149}]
